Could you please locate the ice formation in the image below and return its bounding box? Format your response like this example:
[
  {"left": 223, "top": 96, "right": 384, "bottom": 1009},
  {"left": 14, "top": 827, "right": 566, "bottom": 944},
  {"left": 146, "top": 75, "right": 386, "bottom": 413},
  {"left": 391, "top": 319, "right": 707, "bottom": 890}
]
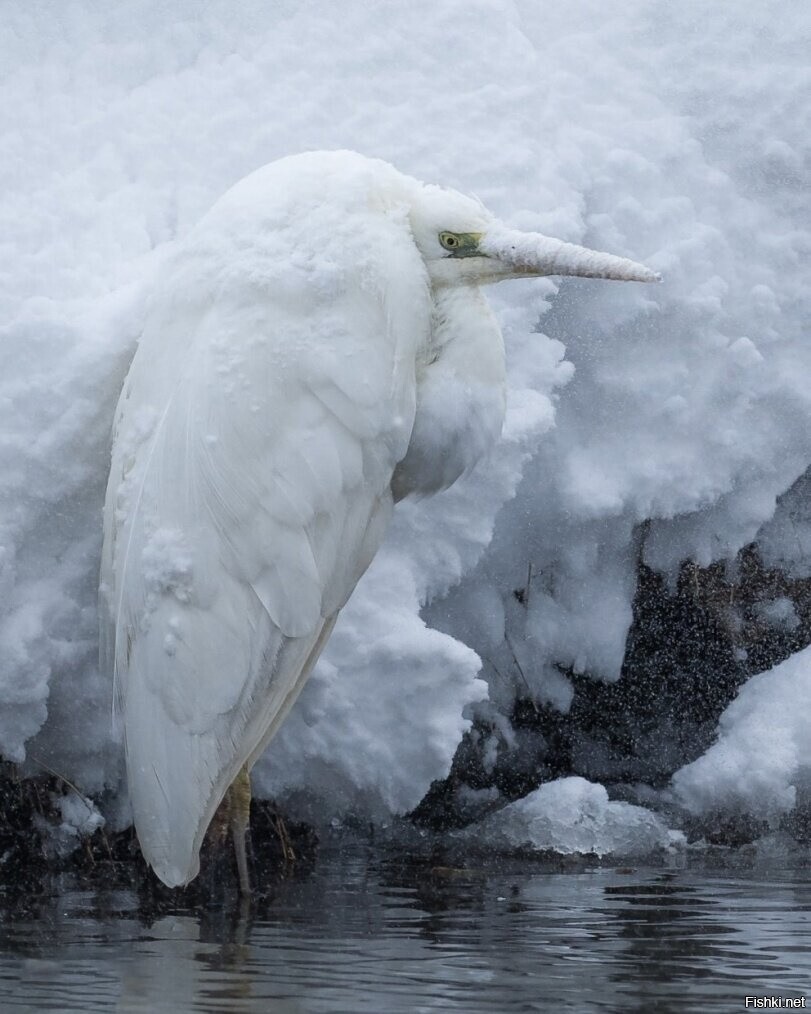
[
  {"left": 1, "top": 0, "right": 809, "bottom": 851},
  {"left": 461, "top": 777, "right": 681, "bottom": 858}
]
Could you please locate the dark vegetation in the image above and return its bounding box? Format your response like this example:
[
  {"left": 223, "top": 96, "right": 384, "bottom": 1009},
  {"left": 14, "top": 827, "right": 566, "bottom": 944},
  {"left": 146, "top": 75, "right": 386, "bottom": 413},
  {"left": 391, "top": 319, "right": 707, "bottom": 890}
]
[
  {"left": 412, "top": 541, "right": 811, "bottom": 841},
  {"left": 0, "top": 763, "right": 317, "bottom": 904}
]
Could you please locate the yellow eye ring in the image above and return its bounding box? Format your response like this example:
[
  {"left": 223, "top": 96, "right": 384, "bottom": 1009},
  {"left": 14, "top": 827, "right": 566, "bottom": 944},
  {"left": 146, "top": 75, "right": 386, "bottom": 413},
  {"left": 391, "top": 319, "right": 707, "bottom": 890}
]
[{"left": 439, "top": 232, "right": 460, "bottom": 250}]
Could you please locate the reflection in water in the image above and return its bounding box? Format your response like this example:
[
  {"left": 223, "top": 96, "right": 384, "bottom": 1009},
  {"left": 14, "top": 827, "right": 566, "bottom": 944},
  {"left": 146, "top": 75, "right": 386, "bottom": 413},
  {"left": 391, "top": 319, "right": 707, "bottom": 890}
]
[{"left": 0, "top": 845, "right": 808, "bottom": 1012}]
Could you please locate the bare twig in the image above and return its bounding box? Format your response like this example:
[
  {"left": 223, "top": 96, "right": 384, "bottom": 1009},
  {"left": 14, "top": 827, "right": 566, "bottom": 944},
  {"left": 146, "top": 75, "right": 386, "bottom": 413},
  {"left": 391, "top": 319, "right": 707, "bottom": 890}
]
[{"left": 505, "top": 633, "right": 540, "bottom": 716}]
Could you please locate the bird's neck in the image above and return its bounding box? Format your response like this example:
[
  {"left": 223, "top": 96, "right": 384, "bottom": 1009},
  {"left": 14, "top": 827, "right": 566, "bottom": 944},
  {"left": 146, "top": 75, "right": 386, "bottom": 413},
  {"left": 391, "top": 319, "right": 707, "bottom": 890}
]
[
  {"left": 391, "top": 285, "right": 507, "bottom": 501},
  {"left": 428, "top": 284, "right": 506, "bottom": 380}
]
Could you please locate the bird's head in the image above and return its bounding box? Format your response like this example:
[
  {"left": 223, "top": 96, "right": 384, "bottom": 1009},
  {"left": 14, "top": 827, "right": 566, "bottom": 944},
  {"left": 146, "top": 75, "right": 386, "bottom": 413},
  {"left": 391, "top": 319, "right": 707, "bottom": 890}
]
[{"left": 407, "top": 184, "right": 660, "bottom": 288}]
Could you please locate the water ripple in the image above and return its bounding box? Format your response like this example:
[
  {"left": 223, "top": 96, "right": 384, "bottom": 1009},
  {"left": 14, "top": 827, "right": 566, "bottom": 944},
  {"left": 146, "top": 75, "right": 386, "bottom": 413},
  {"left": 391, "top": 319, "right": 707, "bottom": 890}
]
[{"left": 0, "top": 849, "right": 808, "bottom": 1012}]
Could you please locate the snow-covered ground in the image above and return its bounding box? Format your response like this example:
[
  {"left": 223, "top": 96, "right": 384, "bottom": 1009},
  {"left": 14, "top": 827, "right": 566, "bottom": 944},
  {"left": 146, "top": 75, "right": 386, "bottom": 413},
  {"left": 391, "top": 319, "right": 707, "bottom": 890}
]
[{"left": 1, "top": 0, "right": 809, "bottom": 854}]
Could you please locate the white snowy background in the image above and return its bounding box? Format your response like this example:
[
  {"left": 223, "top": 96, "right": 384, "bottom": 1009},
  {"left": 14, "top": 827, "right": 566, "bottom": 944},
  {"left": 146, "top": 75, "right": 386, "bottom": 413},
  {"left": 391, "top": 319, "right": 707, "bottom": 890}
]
[{"left": 1, "top": 0, "right": 809, "bottom": 848}]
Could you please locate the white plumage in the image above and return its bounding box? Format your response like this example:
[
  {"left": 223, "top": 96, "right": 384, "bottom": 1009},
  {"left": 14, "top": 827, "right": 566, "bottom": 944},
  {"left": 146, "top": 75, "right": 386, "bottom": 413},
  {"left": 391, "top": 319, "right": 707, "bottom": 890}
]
[{"left": 100, "top": 150, "right": 658, "bottom": 888}]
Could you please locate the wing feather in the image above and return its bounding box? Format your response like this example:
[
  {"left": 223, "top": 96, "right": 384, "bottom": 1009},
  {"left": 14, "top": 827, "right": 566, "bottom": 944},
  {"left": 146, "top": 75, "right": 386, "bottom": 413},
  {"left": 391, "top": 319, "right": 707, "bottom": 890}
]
[{"left": 100, "top": 170, "right": 430, "bottom": 884}]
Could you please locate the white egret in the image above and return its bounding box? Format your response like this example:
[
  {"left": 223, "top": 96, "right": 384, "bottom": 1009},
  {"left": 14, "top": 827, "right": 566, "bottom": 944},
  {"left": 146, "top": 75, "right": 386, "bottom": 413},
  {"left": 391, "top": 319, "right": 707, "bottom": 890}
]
[{"left": 100, "top": 150, "right": 659, "bottom": 893}]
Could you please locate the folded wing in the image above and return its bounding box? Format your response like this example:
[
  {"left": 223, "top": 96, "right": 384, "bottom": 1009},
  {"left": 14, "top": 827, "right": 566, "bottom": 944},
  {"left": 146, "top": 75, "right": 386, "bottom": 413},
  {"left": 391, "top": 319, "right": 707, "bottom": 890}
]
[{"left": 101, "top": 205, "right": 428, "bottom": 885}]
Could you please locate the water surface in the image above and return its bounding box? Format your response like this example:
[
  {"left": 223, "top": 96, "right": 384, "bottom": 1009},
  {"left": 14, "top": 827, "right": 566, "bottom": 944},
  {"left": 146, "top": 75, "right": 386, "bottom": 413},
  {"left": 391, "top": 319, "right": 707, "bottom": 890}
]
[{"left": 1, "top": 844, "right": 808, "bottom": 1012}]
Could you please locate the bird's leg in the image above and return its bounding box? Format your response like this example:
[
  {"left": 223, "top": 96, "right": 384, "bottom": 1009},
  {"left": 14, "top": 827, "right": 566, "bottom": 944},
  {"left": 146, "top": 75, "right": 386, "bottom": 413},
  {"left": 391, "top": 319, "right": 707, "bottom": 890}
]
[{"left": 228, "top": 765, "right": 252, "bottom": 897}]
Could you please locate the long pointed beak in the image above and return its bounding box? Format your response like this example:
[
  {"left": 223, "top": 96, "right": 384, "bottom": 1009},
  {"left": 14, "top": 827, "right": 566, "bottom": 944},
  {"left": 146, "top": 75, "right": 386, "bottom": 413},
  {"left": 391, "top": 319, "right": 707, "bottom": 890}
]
[{"left": 480, "top": 227, "right": 661, "bottom": 283}]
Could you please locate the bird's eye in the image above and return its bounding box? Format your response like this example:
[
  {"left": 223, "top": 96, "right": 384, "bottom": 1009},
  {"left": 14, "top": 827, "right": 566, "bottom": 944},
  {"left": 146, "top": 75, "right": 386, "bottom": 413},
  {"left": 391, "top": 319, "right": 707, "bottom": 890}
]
[{"left": 438, "top": 231, "right": 483, "bottom": 257}]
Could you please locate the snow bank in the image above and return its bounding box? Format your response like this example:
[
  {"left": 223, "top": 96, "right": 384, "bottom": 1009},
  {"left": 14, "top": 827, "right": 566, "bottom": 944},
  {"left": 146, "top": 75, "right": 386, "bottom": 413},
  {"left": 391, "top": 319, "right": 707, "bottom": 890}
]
[
  {"left": 462, "top": 777, "right": 680, "bottom": 858},
  {"left": 1, "top": 0, "right": 809, "bottom": 840},
  {"left": 672, "top": 648, "right": 811, "bottom": 823},
  {"left": 427, "top": 0, "right": 811, "bottom": 717}
]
